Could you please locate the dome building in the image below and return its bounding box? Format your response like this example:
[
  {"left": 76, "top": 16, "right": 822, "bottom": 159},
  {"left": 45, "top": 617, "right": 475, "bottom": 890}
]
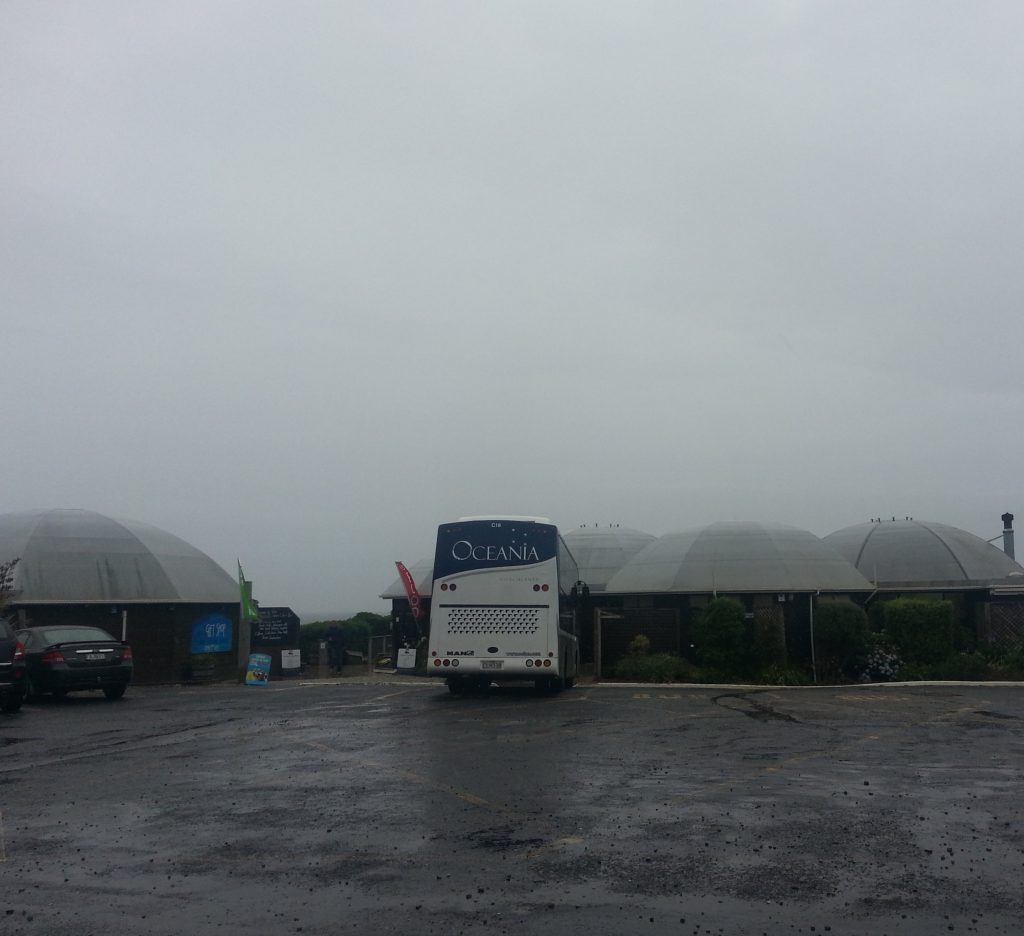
[
  {"left": 824, "top": 519, "right": 1024, "bottom": 645},
  {"left": 562, "top": 525, "right": 657, "bottom": 593},
  {"left": 0, "top": 509, "right": 243, "bottom": 684},
  {"left": 592, "top": 522, "right": 873, "bottom": 670},
  {"left": 823, "top": 519, "right": 1023, "bottom": 589},
  {"left": 606, "top": 522, "right": 873, "bottom": 595}
]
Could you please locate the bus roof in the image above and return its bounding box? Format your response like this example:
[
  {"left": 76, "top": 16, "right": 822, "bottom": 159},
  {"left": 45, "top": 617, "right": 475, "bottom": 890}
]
[{"left": 455, "top": 515, "right": 552, "bottom": 524}]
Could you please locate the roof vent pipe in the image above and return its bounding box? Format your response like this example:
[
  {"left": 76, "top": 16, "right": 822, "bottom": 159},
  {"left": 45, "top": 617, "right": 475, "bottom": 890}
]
[{"left": 1002, "top": 512, "right": 1015, "bottom": 560}]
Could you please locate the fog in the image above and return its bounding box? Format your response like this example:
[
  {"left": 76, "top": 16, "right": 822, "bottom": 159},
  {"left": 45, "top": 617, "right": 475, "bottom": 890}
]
[{"left": 4, "top": 2, "right": 1021, "bottom": 616}]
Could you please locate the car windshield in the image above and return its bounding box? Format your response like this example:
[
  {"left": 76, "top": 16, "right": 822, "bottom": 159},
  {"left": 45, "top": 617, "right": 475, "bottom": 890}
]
[{"left": 37, "top": 627, "right": 117, "bottom": 645}]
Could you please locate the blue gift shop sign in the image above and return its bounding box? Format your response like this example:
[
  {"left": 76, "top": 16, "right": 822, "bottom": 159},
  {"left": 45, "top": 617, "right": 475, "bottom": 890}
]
[{"left": 191, "top": 613, "right": 233, "bottom": 653}]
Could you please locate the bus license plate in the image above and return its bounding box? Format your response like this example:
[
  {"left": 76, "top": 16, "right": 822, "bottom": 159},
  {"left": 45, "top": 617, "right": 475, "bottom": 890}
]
[{"left": 481, "top": 661, "right": 502, "bottom": 670}]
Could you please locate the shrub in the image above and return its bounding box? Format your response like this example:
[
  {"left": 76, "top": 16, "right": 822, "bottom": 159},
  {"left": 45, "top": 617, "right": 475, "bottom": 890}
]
[
  {"left": 758, "top": 663, "right": 811, "bottom": 686},
  {"left": 0, "top": 558, "right": 18, "bottom": 622},
  {"left": 814, "top": 601, "right": 870, "bottom": 677},
  {"left": 881, "top": 598, "right": 954, "bottom": 664},
  {"left": 612, "top": 653, "right": 698, "bottom": 683},
  {"left": 692, "top": 598, "right": 748, "bottom": 674},
  {"left": 927, "top": 653, "right": 992, "bottom": 681},
  {"left": 299, "top": 613, "right": 387, "bottom": 661},
  {"left": 625, "top": 633, "right": 652, "bottom": 657},
  {"left": 867, "top": 600, "right": 887, "bottom": 633},
  {"left": 978, "top": 640, "right": 1024, "bottom": 680},
  {"left": 898, "top": 652, "right": 995, "bottom": 681},
  {"left": 752, "top": 609, "right": 787, "bottom": 669}
]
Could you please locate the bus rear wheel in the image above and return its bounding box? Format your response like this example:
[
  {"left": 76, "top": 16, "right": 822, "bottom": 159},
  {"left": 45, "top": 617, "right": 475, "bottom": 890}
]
[
  {"left": 446, "top": 676, "right": 466, "bottom": 695},
  {"left": 535, "top": 676, "right": 563, "bottom": 695}
]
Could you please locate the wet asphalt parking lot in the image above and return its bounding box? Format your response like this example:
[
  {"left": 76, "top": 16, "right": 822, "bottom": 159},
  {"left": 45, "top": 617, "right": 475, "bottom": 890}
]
[{"left": 0, "top": 679, "right": 1022, "bottom": 936}]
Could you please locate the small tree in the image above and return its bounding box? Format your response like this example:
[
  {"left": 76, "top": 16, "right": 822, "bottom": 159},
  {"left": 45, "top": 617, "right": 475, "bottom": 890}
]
[
  {"left": 692, "top": 597, "right": 748, "bottom": 675},
  {"left": 752, "top": 606, "right": 787, "bottom": 670},
  {"left": 814, "top": 600, "right": 870, "bottom": 677},
  {"left": 881, "top": 598, "right": 954, "bottom": 665},
  {"left": 0, "top": 558, "right": 19, "bottom": 622}
]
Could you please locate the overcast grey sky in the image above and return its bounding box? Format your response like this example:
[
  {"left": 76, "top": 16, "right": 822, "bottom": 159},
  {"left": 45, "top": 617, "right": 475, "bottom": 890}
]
[{"left": 4, "top": 2, "right": 1022, "bottom": 617}]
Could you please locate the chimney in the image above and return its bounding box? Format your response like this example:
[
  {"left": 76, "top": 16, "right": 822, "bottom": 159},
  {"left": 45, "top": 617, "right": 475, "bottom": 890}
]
[{"left": 1001, "top": 512, "right": 1015, "bottom": 560}]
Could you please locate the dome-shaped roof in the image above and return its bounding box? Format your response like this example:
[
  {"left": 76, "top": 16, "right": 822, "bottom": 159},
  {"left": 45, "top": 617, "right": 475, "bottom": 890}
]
[
  {"left": 562, "top": 525, "right": 657, "bottom": 592},
  {"left": 605, "top": 521, "right": 873, "bottom": 594},
  {"left": 823, "top": 520, "right": 1024, "bottom": 587},
  {"left": 0, "top": 508, "right": 238, "bottom": 603}
]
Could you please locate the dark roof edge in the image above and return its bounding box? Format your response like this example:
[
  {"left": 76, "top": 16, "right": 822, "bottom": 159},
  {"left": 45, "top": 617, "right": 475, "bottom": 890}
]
[
  {"left": 600, "top": 587, "right": 874, "bottom": 597},
  {"left": 10, "top": 599, "right": 239, "bottom": 606}
]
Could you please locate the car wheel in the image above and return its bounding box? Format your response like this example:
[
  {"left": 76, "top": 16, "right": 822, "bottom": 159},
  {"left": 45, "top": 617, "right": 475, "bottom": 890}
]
[
  {"left": 1, "top": 692, "right": 23, "bottom": 714},
  {"left": 24, "top": 675, "right": 40, "bottom": 702},
  {"left": 103, "top": 684, "right": 127, "bottom": 701}
]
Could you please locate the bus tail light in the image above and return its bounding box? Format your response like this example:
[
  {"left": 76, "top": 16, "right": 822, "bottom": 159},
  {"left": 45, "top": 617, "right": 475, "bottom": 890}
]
[
  {"left": 433, "top": 659, "right": 442, "bottom": 667},
  {"left": 543, "top": 659, "right": 551, "bottom": 667}
]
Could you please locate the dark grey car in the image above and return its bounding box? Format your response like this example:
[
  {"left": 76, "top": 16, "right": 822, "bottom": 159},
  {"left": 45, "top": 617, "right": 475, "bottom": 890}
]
[{"left": 18, "top": 625, "right": 133, "bottom": 701}]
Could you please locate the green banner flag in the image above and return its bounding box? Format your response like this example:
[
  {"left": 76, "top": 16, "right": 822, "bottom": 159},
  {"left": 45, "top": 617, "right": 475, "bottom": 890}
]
[{"left": 238, "top": 561, "right": 259, "bottom": 621}]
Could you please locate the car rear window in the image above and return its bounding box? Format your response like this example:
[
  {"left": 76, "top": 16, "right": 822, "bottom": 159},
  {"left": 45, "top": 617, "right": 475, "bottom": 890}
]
[{"left": 38, "top": 627, "right": 117, "bottom": 644}]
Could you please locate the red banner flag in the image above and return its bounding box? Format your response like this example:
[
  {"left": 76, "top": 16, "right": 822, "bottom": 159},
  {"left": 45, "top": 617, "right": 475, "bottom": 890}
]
[{"left": 395, "top": 561, "right": 425, "bottom": 621}]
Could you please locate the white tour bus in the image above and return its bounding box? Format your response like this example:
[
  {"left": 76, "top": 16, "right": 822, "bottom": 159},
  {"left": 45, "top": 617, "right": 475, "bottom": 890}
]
[{"left": 428, "top": 516, "right": 581, "bottom": 694}]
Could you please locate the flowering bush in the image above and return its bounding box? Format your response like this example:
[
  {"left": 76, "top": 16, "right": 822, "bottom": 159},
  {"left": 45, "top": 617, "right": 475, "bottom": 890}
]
[
  {"left": 625, "top": 633, "right": 652, "bottom": 656},
  {"left": 857, "top": 634, "right": 902, "bottom": 682}
]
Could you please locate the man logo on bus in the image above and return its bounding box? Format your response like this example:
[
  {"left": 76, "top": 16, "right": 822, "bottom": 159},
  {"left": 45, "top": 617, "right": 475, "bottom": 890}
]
[{"left": 451, "top": 541, "right": 540, "bottom": 563}]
